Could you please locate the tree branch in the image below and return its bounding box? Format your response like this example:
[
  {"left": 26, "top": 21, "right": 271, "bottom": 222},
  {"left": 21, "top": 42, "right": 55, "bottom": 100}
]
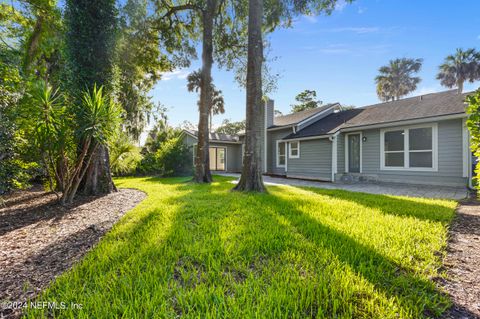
[{"left": 160, "top": 2, "right": 202, "bottom": 20}]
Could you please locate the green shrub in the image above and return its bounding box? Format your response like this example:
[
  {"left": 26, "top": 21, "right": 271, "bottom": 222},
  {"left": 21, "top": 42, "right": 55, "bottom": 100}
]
[
  {"left": 156, "top": 136, "right": 192, "bottom": 176},
  {"left": 0, "top": 50, "right": 29, "bottom": 194},
  {"left": 137, "top": 136, "right": 191, "bottom": 176},
  {"left": 466, "top": 91, "right": 480, "bottom": 190}
]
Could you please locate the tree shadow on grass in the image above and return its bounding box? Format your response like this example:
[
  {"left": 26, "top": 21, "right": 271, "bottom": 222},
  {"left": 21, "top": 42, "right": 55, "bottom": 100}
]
[
  {"left": 267, "top": 191, "right": 451, "bottom": 318},
  {"left": 24, "top": 178, "right": 455, "bottom": 318},
  {"left": 279, "top": 186, "right": 455, "bottom": 223}
]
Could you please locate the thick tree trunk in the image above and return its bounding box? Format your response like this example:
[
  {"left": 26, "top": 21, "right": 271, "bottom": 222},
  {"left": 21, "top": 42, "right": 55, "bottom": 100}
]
[
  {"left": 193, "top": 0, "right": 216, "bottom": 183},
  {"left": 81, "top": 145, "right": 116, "bottom": 195},
  {"left": 233, "top": 0, "right": 266, "bottom": 192}
]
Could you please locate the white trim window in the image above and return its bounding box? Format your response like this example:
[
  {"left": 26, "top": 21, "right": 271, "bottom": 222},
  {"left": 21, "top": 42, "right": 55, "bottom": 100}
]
[
  {"left": 380, "top": 124, "right": 438, "bottom": 171},
  {"left": 276, "top": 141, "right": 286, "bottom": 167},
  {"left": 289, "top": 141, "right": 300, "bottom": 158}
]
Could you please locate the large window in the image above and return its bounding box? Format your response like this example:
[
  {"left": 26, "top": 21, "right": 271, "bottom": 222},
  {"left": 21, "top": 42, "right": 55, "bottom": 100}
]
[
  {"left": 381, "top": 124, "right": 437, "bottom": 171},
  {"left": 276, "top": 141, "right": 286, "bottom": 167},
  {"left": 289, "top": 141, "right": 300, "bottom": 158}
]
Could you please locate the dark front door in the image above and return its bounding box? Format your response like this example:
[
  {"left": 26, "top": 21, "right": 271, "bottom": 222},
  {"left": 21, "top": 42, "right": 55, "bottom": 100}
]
[{"left": 348, "top": 134, "right": 361, "bottom": 173}]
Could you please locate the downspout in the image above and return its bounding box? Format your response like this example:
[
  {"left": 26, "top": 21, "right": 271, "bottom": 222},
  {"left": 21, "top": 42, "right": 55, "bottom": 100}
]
[{"left": 329, "top": 132, "right": 340, "bottom": 182}]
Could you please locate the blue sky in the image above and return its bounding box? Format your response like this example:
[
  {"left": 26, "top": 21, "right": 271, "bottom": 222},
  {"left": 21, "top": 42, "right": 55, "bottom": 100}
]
[{"left": 149, "top": 1, "right": 480, "bottom": 136}]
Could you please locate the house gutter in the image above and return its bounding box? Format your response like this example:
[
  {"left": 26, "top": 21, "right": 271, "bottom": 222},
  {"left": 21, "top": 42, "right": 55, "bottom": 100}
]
[{"left": 338, "top": 113, "right": 467, "bottom": 133}]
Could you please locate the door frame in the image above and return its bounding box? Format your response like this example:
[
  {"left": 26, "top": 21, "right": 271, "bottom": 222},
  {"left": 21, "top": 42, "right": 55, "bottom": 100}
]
[{"left": 345, "top": 132, "right": 362, "bottom": 173}]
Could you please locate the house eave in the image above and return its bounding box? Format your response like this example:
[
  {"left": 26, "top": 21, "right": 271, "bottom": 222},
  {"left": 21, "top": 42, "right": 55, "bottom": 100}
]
[
  {"left": 282, "top": 135, "right": 331, "bottom": 142},
  {"left": 267, "top": 125, "right": 295, "bottom": 131},
  {"left": 335, "top": 113, "right": 467, "bottom": 133}
]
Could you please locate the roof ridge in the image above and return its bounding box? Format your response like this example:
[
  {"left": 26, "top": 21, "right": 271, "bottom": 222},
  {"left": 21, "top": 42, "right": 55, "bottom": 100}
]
[
  {"left": 354, "top": 89, "right": 465, "bottom": 111},
  {"left": 274, "top": 103, "right": 335, "bottom": 120}
]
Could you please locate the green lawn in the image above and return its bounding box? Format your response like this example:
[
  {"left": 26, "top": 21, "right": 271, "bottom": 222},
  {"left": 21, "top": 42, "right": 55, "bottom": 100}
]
[{"left": 26, "top": 176, "right": 457, "bottom": 318}]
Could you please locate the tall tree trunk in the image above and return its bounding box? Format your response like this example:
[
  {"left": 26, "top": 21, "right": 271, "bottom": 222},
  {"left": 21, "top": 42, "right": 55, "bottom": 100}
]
[
  {"left": 457, "top": 79, "right": 464, "bottom": 93},
  {"left": 193, "top": 0, "right": 216, "bottom": 183},
  {"left": 233, "top": 0, "right": 266, "bottom": 192},
  {"left": 82, "top": 145, "right": 116, "bottom": 195}
]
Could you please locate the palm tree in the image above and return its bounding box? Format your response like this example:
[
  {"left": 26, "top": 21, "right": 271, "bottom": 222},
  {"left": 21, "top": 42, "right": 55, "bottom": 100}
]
[
  {"left": 187, "top": 70, "right": 225, "bottom": 132},
  {"left": 375, "top": 58, "right": 423, "bottom": 102},
  {"left": 210, "top": 89, "right": 225, "bottom": 132},
  {"left": 437, "top": 48, "right": 480, "bottom": 93},
  {"left": 233, "top": 0, "right": 266, "bottom": 192}
]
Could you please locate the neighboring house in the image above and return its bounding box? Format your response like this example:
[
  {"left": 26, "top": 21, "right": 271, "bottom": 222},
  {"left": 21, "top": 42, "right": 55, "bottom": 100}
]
[{"left": 181, "top": 90, "right": 474, "bottom": 187}]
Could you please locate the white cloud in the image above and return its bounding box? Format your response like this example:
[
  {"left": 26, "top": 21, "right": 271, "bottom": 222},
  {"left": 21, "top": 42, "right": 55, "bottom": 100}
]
[
  {"left": 161, "top": 69, "right": 190, "bottom": 81},
  {"left": 357, "top": 7, "right": 366, "bottom": 14},
  {"left": 335, "top": 0, "right": 348, "bottom": 11},
  {"left": 316, "top": 44, "right": 390, "bottom": 55},
  {"left": 330, "top": 27, "right": 380, "bottom": 34},
  {"left": 303, "top": 14, "right": 318, "bottom": 24},
  {"left": 318, "top": 44, "right": 351, "bottom": 54}
]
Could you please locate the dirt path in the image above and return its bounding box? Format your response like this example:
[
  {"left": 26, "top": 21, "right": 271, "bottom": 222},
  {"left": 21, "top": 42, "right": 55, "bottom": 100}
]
[
  {"left": 441, "top": 199, "right": 480, "bottom": 319},
  {"left": 0, "top": 187, "right": 145, "bottom": 318}
]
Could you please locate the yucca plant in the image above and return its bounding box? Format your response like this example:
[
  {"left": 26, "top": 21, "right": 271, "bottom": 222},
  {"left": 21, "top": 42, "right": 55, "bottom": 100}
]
[
  {"left": 62, "top": 85, "right": 122, "bottom": 204},
  {"left": 29, "top": 81, "right": 73, "bottom": 198},
  {"left": 30, "top": 82, "right": 121, "bottom": 205}
]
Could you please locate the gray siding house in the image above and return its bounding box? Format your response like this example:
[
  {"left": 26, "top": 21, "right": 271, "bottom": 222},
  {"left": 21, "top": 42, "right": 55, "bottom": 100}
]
[{"left": 181, "top": 90, "right": 474, "bottom": 187}]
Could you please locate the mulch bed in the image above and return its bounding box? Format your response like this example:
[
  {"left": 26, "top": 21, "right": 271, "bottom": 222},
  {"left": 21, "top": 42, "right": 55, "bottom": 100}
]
[
  {"left": 440, "top": 198, "right": 480, "bottom": 319},
  {"left": 0, "top": 186, "right": 145, "bottom": 318}
]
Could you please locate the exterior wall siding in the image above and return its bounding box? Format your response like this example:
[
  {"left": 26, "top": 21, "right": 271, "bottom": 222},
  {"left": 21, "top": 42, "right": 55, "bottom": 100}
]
[
  {"left": 287, "top": 139, "right": 332, "bottom": 181},
  {"left": 267, "top": 128, "right": 292, "bottom": 175},
  {"left": 335, "top": 119, "right": 467, "bottom": 186}
]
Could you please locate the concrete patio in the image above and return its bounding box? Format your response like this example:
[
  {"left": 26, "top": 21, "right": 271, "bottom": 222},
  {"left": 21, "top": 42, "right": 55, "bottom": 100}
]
[{"left": 219, "top": 173, "right": 468, "bottom": 200}]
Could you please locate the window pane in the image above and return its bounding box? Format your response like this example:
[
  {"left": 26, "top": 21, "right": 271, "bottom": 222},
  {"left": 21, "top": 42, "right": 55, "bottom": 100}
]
[
  {"left": 278, "top": 142, "right": 285, "bottom": 155},
  {"left": 216, "top": 148, "right": 225, "bottom": 170},
  {"left": 410, "top": 151, "right": 432, "bottom": 168},
  {"left": 290, "top": 142, "right": 298, "bottom": 156},
  {"left": 209, "top": 148, "right": 216, "bottom": 170},
  {"left": 409, "top": 128, "right": 432, "bottom": 150},
  {"left": 278, "top": 142, "right": 286, "bottom": 166},
  {"left": 384, "top": 130, "right": 404, "bottom": 151},
  {"left": 385, "top": 152, "right": 404, "bottom": 167}
]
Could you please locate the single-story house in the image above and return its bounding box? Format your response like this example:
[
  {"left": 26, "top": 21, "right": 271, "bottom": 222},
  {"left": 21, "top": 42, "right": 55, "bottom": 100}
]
[{"left": 181, "top": 90, "right": 475, "bottom": 187}]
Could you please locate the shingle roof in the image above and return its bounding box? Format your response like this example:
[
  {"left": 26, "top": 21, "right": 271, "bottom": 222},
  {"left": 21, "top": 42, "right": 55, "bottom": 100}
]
[
  {"left": 340, "top": 90, "right": 468, "bottom": 129},
  {"left": 283, "top": 90, "right": 469, "bottom": 140},
  {"left": 271, "top": 103, "right": 337, "bottom": 128},
  {"left": 184, "top": 130, "right": 240, "bottom": 142},
  {"left": 283, "top": 109, "right": 363, "bottom": 140}
]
